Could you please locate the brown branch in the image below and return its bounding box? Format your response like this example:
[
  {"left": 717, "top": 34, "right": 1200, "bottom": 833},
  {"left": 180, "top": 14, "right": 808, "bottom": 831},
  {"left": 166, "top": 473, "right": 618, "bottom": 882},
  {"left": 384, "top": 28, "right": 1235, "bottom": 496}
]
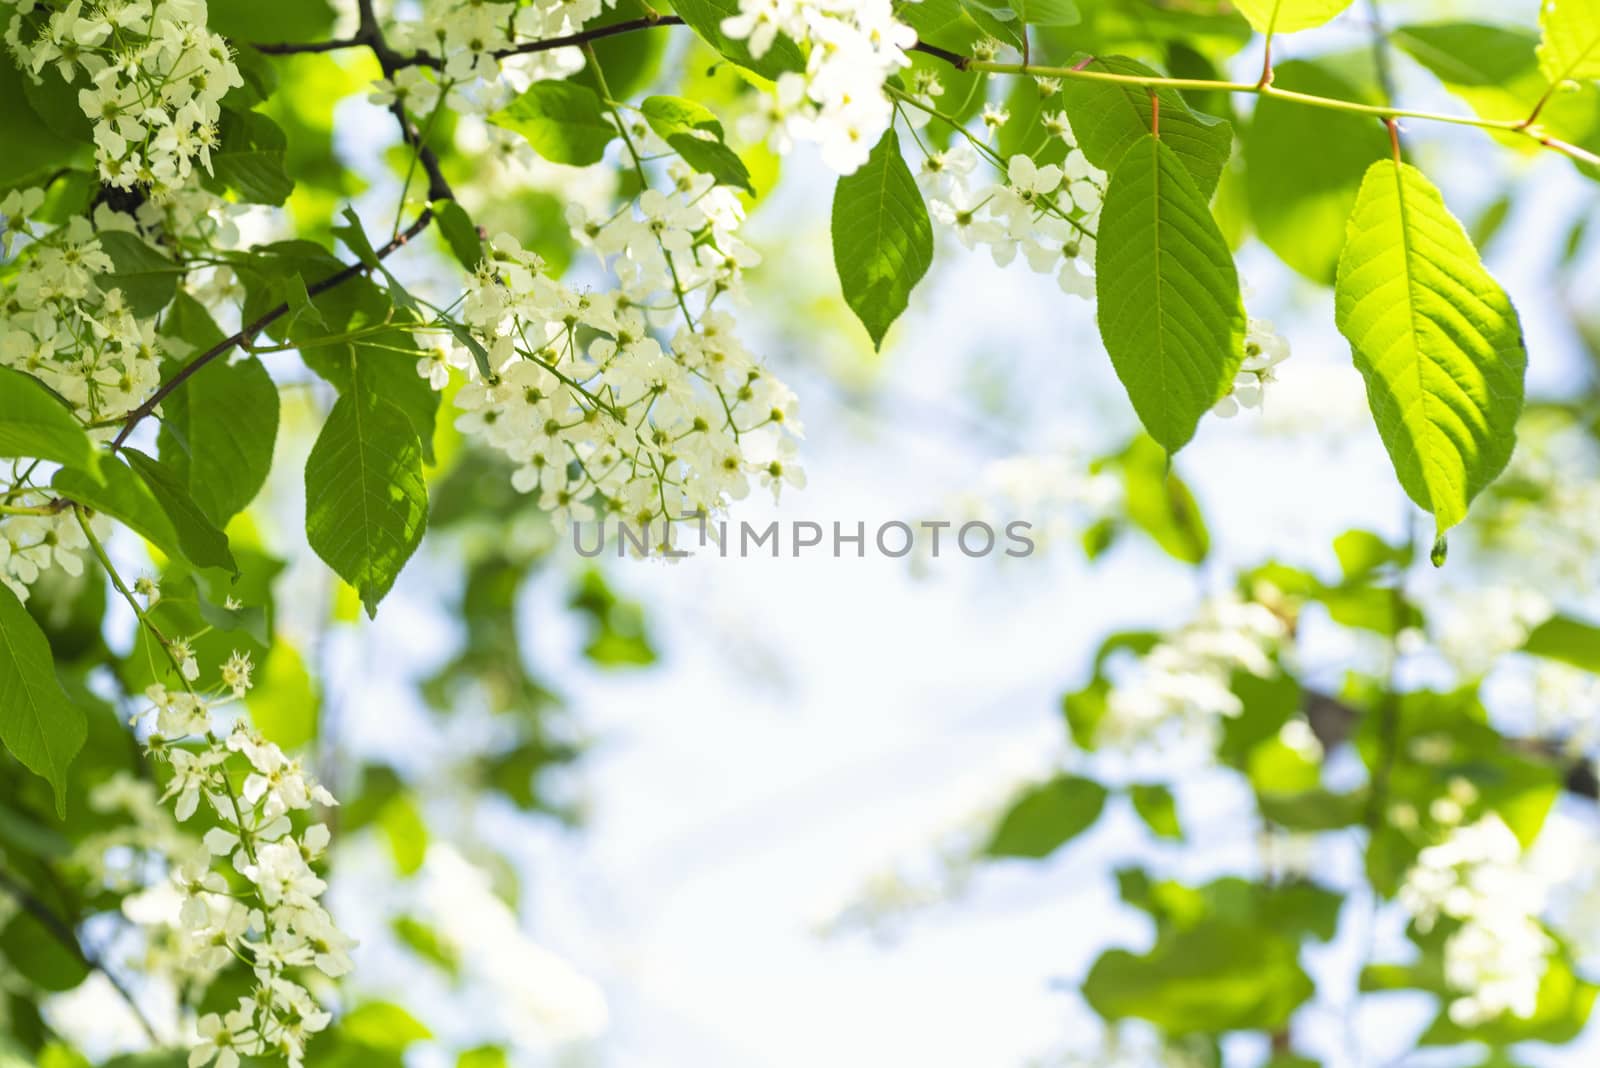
[
  {"left": 110, "top": 209, "right": 436, "bottom": 451},
  {"left": 0, "top": 866, "right": 161, "bottom": 1043},
  {"left": 251, "top": 36, "right": 366, "bottom": 56}
]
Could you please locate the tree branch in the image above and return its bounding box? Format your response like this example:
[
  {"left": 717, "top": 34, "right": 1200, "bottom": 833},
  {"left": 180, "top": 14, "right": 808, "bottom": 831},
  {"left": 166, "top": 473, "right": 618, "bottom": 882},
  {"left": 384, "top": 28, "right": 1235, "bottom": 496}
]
[{"left": 110, "top": 209, "right": 436, "bottom": 451}]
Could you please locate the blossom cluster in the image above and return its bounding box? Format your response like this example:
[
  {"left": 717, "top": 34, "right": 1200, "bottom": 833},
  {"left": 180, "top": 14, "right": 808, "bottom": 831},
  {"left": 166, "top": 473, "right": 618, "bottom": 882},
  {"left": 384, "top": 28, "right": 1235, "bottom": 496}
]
[
  {"left": 0, "top": 188, "right": 172, "bottom": 426},
  {"left": 1213, "top": 318, "right": 1290, "bottom": 417},
  {"left": 426, "top": 159, "right": 803, "bottom": 548},
  {"left": 1098, "top": 593, "right": 1288, "bottom": 751},
  {"left": 375, "top": 0, "right": 596, "bottom": 117},
  {"left": 5, "top": 0, "right": 242, "bottom": 193},
  {"left": 0, "top": 490, "right": 101, "bottom": 602},
  {"left": 723, "top": 0, "right": 914, "bottom": 173},
  {"left": 919, "top": 108, "right": 1105, "bottom": 298},
  {"left": 1398, "top": 804, "right": 1553, "bottom": 1026},
  {"left": 129, "top": 652, "right": 351, "bottom": 1068}
]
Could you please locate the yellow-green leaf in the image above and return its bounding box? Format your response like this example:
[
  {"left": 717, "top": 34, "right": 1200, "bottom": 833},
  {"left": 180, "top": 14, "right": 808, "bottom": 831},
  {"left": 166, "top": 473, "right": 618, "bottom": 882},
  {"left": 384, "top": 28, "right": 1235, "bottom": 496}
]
[
  {"left": 1538, "top": 0, "right": 1600, "bottom": 86},
  {"left": 1334, "top": 161, "right": 1527, "bottom": 535},
  {"left": 1233, "top": 0, "right": 1355, "bottom": 35}
]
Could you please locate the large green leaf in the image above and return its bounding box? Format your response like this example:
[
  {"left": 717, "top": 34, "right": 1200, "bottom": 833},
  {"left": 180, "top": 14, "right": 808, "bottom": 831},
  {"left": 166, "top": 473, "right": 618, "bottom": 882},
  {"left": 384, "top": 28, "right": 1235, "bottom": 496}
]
[
  {"left": 0, "top": 368, "right": 97, "bottom": 474},
  {"left": 830, "top": 129, "right": 933, "bottom": 349},
  {"left": 1333, "top": 161, "right": 1527, "bottom": 534},
  {"left": 1393, "top": 23, "right": 1546, "bottom": 123},
  {"left": 156, "top": 296, "right": 280, "bottom": 525},
  {"left": 1095, "top": 134, "right": 1245, "bottom": 453},
  {"left": 304, "top": 392, "right": 428, "bottom": 619},
  {"left": 95, "top": 231, "right": 179, "bottom": 318},
  {"left": 669, "top": 0, "right": 806, "bottom": 80},
  {"left": 1084, "top": 920, "right": 1314, "bottom": 1033},
  {"left": 1245, "top": 60, "right": 1388, "bottom": 285},
  {"left": 986, "top": 774, "right": 1108, "bottom": 858},
  {"left": 1060, "top": 57, "right": 1234, "bottom": 200},
  {"left": 0, "top": 583, "right": 86, "bottom": 816},
  {"left": 1538, "top": 0, "right": 1600, "bottom": 86},
  {"left": 489, "top": 82, "right": 616, "bottom": 167},
  {"left": 1232, "top": 0, "right": 1354, "bottom": 34}
]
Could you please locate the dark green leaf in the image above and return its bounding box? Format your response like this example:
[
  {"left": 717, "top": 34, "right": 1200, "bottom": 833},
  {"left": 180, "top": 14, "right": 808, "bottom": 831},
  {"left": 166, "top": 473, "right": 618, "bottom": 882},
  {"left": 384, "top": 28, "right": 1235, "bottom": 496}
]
[
  {"left": 122, "top": 449, "right": 237, "bottom": 575},
  {"left": 304, "top": 392, "right": 428, "bottom": 618},
  {"left": 0, "top": 583, "right": 86, "bottom": 816},
  {"left": 204, "top": 109, "right": 294, "bottom": 205},
  {"left": 0, "top": 367, "right": 98, "bottom": 474},
  {"left": 95, "top": 232, "right": 179, "bottom": 317}
]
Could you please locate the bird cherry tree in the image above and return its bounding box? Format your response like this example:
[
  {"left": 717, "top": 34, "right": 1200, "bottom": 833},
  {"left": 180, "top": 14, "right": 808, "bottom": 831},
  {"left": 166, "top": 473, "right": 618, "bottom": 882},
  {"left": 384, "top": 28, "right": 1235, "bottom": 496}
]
[{"left": 1, "top": 0, "right": 1599, "bottom": 1065}]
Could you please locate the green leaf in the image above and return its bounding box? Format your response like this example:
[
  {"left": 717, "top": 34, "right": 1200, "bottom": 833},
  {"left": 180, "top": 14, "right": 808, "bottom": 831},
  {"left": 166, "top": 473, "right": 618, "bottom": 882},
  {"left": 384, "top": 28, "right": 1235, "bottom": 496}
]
[
  {"left": 1538, "top": 0, "right": 1600, "bottom": 85},
  {"left": 1096, "top": 134, "right": 1246, "bottom": 453},
  {"left": 987, "top": 774, "right": 1108, "bottom": 858},
  {"left": 0, "top": 368, "right": 97, "bottom": 474},
  {"left": 304, "top": 392, "right": 428, "bottom": 618},
  {"left": 640, "top": 95, "right": 754, "bottom": 192},
  {"left": 1084, "top": 920, "right": 1314, "bottom": 1033},
  {"left": 122, "top": 450, "right": 237, "bottom": 575},
  {"left": 0, "top": 57, "right": 88, "bottom": 189},
  {"left": 488, "top": 82, "right": 616, "bottom": 167},
  {"left": 1393, "top": 23, "right": 1547, "bottom": 123},
  {"left": 433, "top": 199, "right": 484, "bottom": 271},
  {"left": 207, "top": 0, "right": 336, "bottom": 42},
  {"left": 1060, "top": 57, "right": 1234, "bottom": 200},
  {"left": 378, "top": 793, "right": 428, "bottom": 875},
  {"left": 1118, "top": 434, "right": 1209, "bottom": 562},
  {"left": 1333, "top": 161, "right": 1527, "bottom": 535},
  {"left": 1523, "top": 614, "right": 1600, "bottom": 671},
  {"left": 95, "top": 231, "right": 179, "bottom": 317},
  {"left": 670, "top": 0, "right": 806, "bottom": 80},
  {"left": 830, "top": 129, "right": 933, "bottom": 349},
  {"left": 1016, "top": 0, "right": 1080, "bottom": 26},
  {"left": 0, "top": 908, "right": 89, "bottom": 990},
  {"left": 1130, "top": 783, "right": 1183, "bottom": 839},
  {"left": 204, "top": 109, "right": 294, "bottom": 205},
  {"left": 1232, "top": 0, "right": 1355, "bottom": 35},
  {"left": 339, "top": 1001, "right": 432, "bottom": 1050},
  {"left": 53, "top": 459, "right": 199, "bottom": 572},
  {"left": 156, "top": 296, "right": 279, "bottom": 525},
  {"left": 1245, "top": 60, "right": 1389, "bottom": 285},
  {"left": 0, "top": 583, "right": 86, "bottom": 817},
  {"left": 302, "top": 338, "right": 439, "bottom": 465}
]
